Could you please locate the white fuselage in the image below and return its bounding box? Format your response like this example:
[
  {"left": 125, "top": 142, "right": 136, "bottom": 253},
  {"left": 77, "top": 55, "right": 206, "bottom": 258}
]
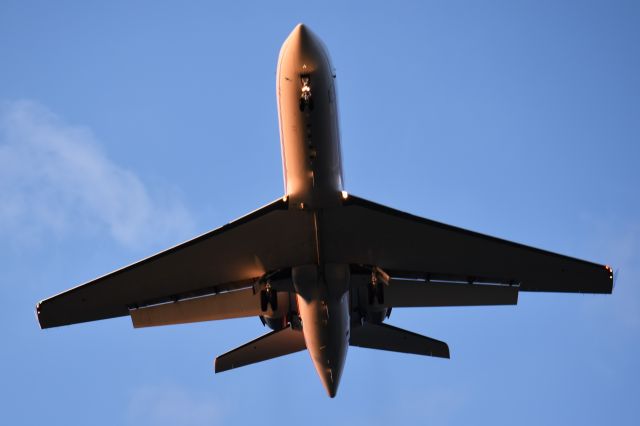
[
  {"left": 277, "top": 24, "right": 344, "bottom": 208},
  {"left": 276, "top": 24, "right": 350, "bottom": 398}
]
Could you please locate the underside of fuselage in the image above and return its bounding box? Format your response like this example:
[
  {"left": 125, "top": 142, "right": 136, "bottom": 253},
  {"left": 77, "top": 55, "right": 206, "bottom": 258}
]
[
  {"left": 277, "top": 24, "right": 352, "bottom": 397},
  {"left": 277, "top": 23, "right": 344, "bottom": 209}
]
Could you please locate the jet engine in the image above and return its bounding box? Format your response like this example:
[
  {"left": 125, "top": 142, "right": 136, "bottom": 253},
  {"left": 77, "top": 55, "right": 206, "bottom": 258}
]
[{"left": 259, "top": 290, "right": 299, "bottom": 331}]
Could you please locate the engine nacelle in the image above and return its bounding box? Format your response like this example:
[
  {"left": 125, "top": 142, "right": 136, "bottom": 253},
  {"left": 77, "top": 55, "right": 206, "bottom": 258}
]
[
  {"left": 349, "top": 275, "right": 390, "bottom": 325},
  {"left": 259, "top": 291, "right": 297, "bottom": 330}
]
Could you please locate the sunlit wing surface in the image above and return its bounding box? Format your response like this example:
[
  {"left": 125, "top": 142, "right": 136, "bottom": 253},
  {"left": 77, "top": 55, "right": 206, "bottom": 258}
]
[
  {"left": 324, "top": 195, "right": 613, "bottom": 295},
  {"left": 37, "top": 197, "right": 315, "bottom": 328}
]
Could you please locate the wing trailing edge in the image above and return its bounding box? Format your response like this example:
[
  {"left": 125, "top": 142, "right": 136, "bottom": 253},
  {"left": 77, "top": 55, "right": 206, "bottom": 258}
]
[
  {"left": 130, "top": 287, "right": 289, "bottom": 328},
  {"left": 384, "top": 279, "right": 518, "bottom": 307}
]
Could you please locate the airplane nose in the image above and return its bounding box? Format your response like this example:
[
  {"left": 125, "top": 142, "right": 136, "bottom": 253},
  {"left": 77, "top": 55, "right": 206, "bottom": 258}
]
[
  {"left": 287, "top": 23, "right": 315, "bottom": 50},
  {"left": 283, "top": 23, "right": 326, "bottom": 70},
  {"left": 290, "top": 23, "right": 313, "bottom": 40},
  {"left": 291, "top": 23, "right": 308, "bottom": 38},
  {"left": 278, "top": 23, "right": 334, "bottom": 80}
]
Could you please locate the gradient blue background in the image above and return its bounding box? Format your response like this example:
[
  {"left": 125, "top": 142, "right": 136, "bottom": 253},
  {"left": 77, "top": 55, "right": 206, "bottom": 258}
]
[{"left": 1, "top": 1, "right": 638, "bottom": 424}]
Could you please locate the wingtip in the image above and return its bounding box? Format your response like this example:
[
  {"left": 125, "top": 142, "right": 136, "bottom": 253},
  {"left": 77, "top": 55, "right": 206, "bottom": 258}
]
[
  {"left": 213, "top": 356, "right": 230, "bottom": 374},
  {"left": 605, "top": 265, "right": 616, "bottom": 293},
  {"left": 441, "top": 344, "right": 451, "bottom": 359},
  {"left": 34, "top": 302, "right": 44, "bottom": 329}
]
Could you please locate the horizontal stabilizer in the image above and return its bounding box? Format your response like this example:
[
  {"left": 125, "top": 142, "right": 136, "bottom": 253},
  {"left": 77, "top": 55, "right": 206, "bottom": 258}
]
[
  {"left": 350, "top": 323, "right": 449, "bottom": 359},
  {"left": 385, "top": 280, "right": 518, "bottom": 308},
  {"left": 215, "top": 326, "right": 306, "bottom": 373},
  {"left": 130, "top": 288, "right": 284, "bottom": 328}
]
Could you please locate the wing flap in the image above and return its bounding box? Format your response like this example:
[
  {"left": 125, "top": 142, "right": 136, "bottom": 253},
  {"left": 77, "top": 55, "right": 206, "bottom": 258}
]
[
  {"left": 384, "top": 280, "right": 518, "bottom": 307},
  {"left": 130, "top": 287, "right": 278, "bottom": 328}
]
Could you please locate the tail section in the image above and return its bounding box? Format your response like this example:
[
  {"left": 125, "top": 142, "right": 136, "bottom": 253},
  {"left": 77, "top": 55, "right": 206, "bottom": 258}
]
[
  {"left": 215, "top": 326, "right": 306, "bottom": 373},
  {"left": 350, "top": 323, "right": 450, "bottom": 359}
]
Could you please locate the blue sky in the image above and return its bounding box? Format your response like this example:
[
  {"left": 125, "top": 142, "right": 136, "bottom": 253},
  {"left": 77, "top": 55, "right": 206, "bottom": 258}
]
[{"left": 1, "top": 1, "right": 638, "bottom": 424}]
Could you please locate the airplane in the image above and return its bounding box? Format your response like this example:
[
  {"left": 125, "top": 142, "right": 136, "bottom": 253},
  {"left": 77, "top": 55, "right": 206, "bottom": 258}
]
[{"left": 36, "top": 24, "right": 613, "bottom": 398}]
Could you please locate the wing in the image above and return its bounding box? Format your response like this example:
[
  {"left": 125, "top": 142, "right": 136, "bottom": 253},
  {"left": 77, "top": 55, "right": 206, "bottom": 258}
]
[
  {"left": 37, "top": 197, "right": 315, "bottom": 328},
  {"left": 323, "top": 195, "right": 613, "bottom": 295}
]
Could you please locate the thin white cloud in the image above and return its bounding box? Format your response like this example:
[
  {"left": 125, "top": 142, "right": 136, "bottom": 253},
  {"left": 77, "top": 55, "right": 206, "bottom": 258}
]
[
  {"left": 0, "top": 100, "right": 194, "bottom": 249},
  {"left": 126, "top": 385, "right": 223, "bottom": 426}
]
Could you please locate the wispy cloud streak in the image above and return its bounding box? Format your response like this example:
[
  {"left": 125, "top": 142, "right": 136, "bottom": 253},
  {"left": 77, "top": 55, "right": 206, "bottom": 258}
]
[{"left": 0, "top": 100, "right": 194, "bottom": 248}]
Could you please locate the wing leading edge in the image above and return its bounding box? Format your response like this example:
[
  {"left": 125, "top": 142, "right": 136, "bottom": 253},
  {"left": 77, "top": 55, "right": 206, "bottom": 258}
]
[
  {"left": 323, "top": 195, "right": 612, "bottom": 296},
  {"left": 36, "top": 197, "right": 316, "bottom": 329}
]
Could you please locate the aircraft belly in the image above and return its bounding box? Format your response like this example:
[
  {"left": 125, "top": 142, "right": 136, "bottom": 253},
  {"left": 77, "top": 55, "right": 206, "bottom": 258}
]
[
  {"left": 277, "top": 24, "right": 343, "bottom": 209},
  {"left": 292, "top": 264, "right": 350, "bottom": 398}
]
